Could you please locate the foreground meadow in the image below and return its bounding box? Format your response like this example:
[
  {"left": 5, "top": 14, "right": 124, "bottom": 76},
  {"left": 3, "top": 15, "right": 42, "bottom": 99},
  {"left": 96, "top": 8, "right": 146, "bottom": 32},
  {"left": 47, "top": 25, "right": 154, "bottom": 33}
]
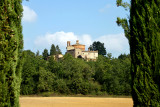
[{"left": 20, "top": 97, "right": 133, "bottom": 107}]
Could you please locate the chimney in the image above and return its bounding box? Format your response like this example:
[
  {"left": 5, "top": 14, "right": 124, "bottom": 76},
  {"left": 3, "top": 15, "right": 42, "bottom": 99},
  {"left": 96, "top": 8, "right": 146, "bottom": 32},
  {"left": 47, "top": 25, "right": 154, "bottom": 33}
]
[
  {"left": 76, "top": 40, "right": 79, "bottom": 44},
  {"left": 67, "top": 41, "right": 70, "bottom": 46}
]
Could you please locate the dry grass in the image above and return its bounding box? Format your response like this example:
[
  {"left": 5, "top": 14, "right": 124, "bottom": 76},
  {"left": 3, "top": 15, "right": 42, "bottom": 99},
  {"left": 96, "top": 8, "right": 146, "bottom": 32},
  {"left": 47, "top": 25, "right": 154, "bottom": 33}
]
[{"left": 20, "top": 97, "right": 133, "bottom": 107}]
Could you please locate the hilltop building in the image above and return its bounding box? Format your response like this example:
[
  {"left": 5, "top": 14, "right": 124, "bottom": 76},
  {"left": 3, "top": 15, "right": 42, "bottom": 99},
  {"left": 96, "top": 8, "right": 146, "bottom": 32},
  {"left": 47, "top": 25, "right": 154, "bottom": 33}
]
[
  {"left": 48, "top": 54, "right": 63, "bottom": 61},
  {"left": 66, "top": 40, "right": 98, "bottom": 61}
]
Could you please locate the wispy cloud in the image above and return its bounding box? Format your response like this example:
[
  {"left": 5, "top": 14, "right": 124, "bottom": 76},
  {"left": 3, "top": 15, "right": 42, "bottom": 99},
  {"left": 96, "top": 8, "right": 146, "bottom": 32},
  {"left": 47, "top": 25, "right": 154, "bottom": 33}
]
[
  {"left": 34, "top": 31, "right": 129, "bottom": 57},
  {"left": 99, "top": 4, "right": 112, "bottom": 13},
  {"left": 23, "top": 5, "right": 37, "bottom": 22}
]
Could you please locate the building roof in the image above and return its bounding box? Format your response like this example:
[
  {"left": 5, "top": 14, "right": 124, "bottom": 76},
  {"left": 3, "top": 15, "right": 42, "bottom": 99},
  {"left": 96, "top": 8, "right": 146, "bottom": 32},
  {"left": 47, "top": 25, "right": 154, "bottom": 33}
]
[{"left": 72, "top": 43, "right": 85, "bottom": 46}]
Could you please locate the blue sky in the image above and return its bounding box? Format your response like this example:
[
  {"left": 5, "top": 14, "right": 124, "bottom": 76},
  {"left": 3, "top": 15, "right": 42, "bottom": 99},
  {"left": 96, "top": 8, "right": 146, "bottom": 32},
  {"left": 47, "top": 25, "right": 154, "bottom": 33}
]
[{"left": 22, "top": 0, "right": 130, "bottom": 57}]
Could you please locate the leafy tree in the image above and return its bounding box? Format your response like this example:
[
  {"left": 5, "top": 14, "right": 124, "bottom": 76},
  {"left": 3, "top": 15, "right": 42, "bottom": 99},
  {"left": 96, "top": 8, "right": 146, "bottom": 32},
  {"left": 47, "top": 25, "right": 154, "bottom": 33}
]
[
  {"left": 0, "top": 0, "right": 23, "bottom": 106},
  {"left": 47, "top": 56, "right": 62, "bottom": 77},
  {"left": 21, "top": 49, "right": 132, "bottom": 96},
  {"left": 21, "top": 50, "right": 38, "bottom": 95},
  {"left": 37, "top": 67, "right": 55, "bottom": 93},
  {"left": 117, "top": 0, "right": 160, "bottom": 106},
  {"left": 93, "top": 54, "right": 131, "bottom": 95},
  {"left": 50, "top": 44, "right": 56, "bottom": 55},
  {"left": 111, "top": 56, "right": 131, "bottom": 95},
  {"left": 118, "top": 54, "right": 130, "bottom": 60},
  {"left": 94, "top": 55, "right": 113, "bottom": 92},
  {"left": 21, "top": 50, "right": 50, "bottom": 94},
  {"left": 42, "top": 48, "right": 49, "bottom": 60},
  {"left": 53, "top": 79, "right": 69, "bottom": 94},
  {"left": 61, "top": 54, "right": 99, "bottom": 95},
  {"left": 56, "top": 45, "right": 62, "bottom": 54},
  {"left": 116, "top": 0, "right": 130, "bottom": 41},
  {"left": 89, "top": 41, "right": 106, "bottom": 56}
]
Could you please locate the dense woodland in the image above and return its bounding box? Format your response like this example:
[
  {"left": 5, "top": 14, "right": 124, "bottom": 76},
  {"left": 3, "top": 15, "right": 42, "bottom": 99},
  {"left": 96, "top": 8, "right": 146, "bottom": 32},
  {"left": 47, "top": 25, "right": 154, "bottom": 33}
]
[{"left": 20, "top": 44, "right": 131, "bottom": 96}]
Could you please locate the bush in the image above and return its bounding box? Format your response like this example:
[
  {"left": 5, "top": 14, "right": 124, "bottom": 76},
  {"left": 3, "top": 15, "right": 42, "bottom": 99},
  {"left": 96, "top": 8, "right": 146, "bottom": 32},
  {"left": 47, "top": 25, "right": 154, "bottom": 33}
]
[{"left": 53, "top": 79, "right": 70, "bottom": 94}]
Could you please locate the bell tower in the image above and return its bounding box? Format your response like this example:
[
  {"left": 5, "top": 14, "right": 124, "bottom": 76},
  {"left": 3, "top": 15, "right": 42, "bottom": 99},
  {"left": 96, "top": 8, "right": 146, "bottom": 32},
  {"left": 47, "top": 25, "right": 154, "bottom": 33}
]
[{"left": 67, "top": 41, "right": 70, "bottom": 46}]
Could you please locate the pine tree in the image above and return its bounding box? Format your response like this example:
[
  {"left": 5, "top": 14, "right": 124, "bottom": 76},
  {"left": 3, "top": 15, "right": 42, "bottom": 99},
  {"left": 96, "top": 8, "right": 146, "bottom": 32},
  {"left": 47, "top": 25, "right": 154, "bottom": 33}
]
[
  {"left": 117, "top": 0, "right": 160, "bottom": 106},
  {"left": 0, "top": 0, "right": 23, "bottom": 106},
  {"left": 50, "top": 44, "right": 56, "bottom": 55}
]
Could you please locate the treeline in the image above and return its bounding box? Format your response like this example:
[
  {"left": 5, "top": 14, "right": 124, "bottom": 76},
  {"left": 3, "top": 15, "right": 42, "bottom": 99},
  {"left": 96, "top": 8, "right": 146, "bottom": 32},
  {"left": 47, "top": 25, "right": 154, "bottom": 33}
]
[{"left": 21, "top": 49, "right": 131, "bottom": 96}]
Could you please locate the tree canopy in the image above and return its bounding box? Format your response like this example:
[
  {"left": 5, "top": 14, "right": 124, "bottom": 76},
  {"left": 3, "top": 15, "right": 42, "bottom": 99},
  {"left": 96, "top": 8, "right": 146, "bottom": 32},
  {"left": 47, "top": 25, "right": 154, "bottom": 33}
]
[
  {"left": 89, "top": 41, "right": 106, "bottom": 56},
  {"left": 21, "top": 50, "right": 131, "bottom": 96}
]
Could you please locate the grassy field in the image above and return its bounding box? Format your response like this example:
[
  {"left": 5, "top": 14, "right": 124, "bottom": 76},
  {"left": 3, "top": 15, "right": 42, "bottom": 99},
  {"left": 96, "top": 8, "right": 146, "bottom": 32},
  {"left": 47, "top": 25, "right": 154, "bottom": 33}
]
[{"left": 20, "top": 97, "right": 133, "bottom": 107}]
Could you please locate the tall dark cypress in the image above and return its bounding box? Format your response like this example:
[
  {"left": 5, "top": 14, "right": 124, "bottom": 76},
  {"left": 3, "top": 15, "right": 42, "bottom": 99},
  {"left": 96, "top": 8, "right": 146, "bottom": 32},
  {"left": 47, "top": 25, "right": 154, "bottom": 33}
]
[
  {"left": 43, "top": 48, "right": 49, "bottom": 60},
  {"left": 50, "top": 44, "right": 56, "bottom": 55},
  {"left": 130, "top": 0, "right": 160, "bottom": 106},
  {"left": 56, "top": 45, "right": 62, "bottom": 54},
  {"left": 0, "top": 0, "right": 23, "bottom": 106}
]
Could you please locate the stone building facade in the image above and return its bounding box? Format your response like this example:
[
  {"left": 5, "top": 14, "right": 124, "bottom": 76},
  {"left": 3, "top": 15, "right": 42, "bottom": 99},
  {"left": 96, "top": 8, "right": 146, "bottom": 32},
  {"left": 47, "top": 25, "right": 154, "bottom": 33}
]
[
  {"left": 66, "top": 40, "right": 98, "bottom": 61},
  {"left": 47, "top": 54, "right": 63, "bottom": 61}
]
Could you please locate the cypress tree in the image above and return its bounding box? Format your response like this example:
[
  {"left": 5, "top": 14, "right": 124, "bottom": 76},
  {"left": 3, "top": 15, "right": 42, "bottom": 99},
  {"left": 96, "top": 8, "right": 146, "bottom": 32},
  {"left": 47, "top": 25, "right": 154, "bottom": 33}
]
[
  {"left": 56, "top": 45, "right": 62, "bottom": 54},
  {"left": 43, "top": 48, "right": 49, "bottom": 60},
  {"left": 0, "top": 0, "right": 23, "bottom": 107},
  {"left": 130, "top": 0, "right": 160, "bottom": 106},
  {"left": 50, "top": 44, "right": 56, "bottom": 55},
  {"left": 117, "top": 0, "right": 160, "bottom": 106}
]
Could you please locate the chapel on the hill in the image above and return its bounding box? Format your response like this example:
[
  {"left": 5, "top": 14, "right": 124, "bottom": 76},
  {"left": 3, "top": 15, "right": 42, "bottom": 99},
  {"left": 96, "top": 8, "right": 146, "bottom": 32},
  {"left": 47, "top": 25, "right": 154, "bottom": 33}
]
[{"left": 66, "top": 40, "right": 98, "bottom": 61}]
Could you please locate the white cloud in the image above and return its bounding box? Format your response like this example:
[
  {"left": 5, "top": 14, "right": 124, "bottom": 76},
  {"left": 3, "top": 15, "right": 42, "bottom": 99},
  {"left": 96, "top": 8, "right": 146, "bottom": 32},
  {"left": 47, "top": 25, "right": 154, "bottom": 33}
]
[
  {"left": 99, "top": 4, "right": 111, "bottom": 13},
  {"left": 34, "top": 31, "right": 129, "bottom": 57},
  {"left": 35, "top": 32, "right": 78, "bottom": 48},
  {"left": 34, "top": 31, "right": 93, "bottom": 53},
  {"left": 96, "top": 33, "right": 129, "bottom": 56},
  {"left": 23, "top": 5, "right": 37, "bottom": 22},
  {"left": 80, "top": 34, "right": 92, "bottom": 47}
]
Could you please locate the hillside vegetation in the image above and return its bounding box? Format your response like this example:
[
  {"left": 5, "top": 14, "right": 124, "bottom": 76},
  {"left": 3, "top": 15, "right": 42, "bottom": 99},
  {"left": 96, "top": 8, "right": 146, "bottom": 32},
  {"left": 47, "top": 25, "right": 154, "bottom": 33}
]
[{"left": 21, "top": 50, "right": 131, "bottom": 96}]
